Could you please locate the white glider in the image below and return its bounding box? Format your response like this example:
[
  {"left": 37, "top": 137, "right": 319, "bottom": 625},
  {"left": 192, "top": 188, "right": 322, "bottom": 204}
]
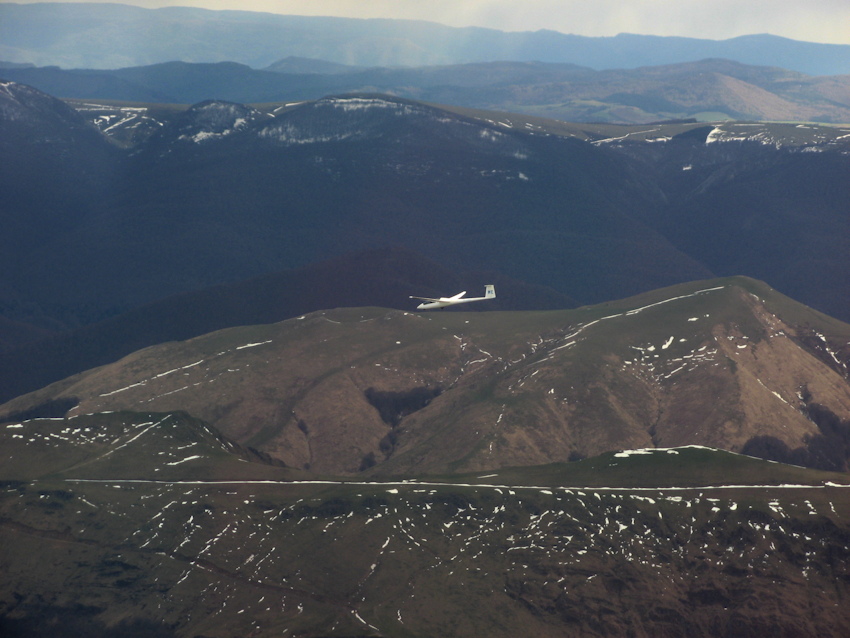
[{"left": 411, "top": 285, "right": 496, "bottom": 310}]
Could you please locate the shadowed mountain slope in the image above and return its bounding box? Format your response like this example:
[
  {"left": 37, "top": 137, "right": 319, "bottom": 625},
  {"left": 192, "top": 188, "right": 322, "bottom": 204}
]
[
  {"left": 2, "top": 84, "right": 850, "bottom": 409},
  {"left": 0, "top": 82, "right": 120, "bottom": 328},
  {"left": 0, "top": 86, "right": 713, "bottom": 329}
]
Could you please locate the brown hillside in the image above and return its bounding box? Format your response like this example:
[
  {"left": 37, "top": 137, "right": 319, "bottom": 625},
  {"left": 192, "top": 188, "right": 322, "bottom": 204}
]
[{"left": 2, "top": 277, "right": 849, "bottom": 476}]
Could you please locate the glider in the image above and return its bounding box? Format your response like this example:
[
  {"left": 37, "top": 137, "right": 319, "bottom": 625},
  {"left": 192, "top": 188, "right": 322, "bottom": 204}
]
[{"left": 411, "top": 285, "right": 496, "bottom": 310}]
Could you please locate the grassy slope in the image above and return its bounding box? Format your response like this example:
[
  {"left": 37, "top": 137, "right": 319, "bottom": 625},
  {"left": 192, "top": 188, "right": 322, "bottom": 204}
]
[
  {"left": 3, "top": 275, "right": 849, "bottom": 478},
  {"left": 2, "top": 412, "right": 849, "bottom": 637}
]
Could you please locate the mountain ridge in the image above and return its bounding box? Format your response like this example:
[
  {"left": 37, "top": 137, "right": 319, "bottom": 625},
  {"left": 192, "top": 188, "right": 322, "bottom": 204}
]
[
  {"left": 2, "top": 3, "right": 850, "bottom": 75},
  {"left": 1, "top": 84, "right": 721, "bottom": 326},
  {"left": 5, "top": 56, "right": 850, "bottom": 124},
  {"left": 0, "top": 246, "right": 577, "bottom": 404},
  {"left": 4, "top": 276, "right": 849, "bottom": 476}
]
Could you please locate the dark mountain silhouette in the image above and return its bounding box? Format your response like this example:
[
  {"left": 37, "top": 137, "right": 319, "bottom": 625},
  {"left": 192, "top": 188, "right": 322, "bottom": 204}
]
[
  {"left": 606, "top": 124, "right": 850, "bottom": 323},
  {"left": 0, "top": 81, "right": 121, "bottom": 330},
  {"left": 0, "top": 316, "right": 53, "bottom": 350},
  {"left": 2, "top": 83, "right": 850, "bottom": 406},
  {"left": 0, "top": 85, "right": 713, "bottom": 329}
]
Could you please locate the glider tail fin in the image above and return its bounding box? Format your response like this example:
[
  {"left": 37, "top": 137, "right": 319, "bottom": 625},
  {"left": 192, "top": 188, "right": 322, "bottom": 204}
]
[{"left": 485, "top": 285, "right": 496, "bottom": 299}]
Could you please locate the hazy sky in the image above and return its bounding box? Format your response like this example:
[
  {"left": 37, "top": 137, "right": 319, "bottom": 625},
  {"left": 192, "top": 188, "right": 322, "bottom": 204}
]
[{"left": 10, "top": 0, "right": 850, "bottom": 45}]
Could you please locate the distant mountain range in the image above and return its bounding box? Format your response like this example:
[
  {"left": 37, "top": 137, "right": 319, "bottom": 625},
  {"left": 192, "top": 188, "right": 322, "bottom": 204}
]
[
  {"left": 4, "top": 57, "right": 850, "bottom": 124},
  {"left": 3, "top": 3, "right": 850, "bottom": 76},
  {"left": 5, "top": 4, "right": 850, "bottom": 125}
]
